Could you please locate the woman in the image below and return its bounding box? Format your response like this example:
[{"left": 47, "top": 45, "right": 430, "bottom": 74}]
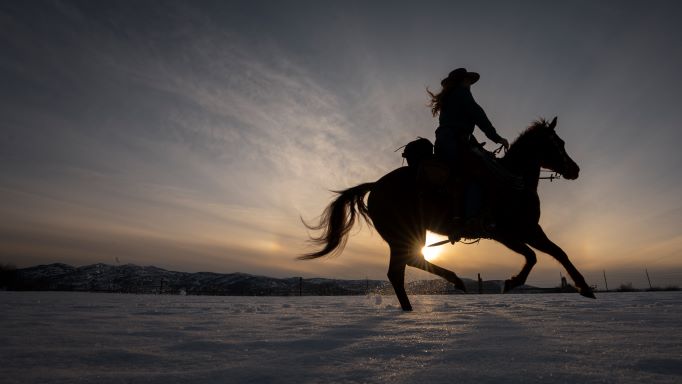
[{"left": 428, "top": 68, "right": 513, "bottom": 242}]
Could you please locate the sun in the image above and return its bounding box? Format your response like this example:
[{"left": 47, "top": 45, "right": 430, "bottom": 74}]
[{"left": 421, "top": 231, "right": 448, "bottom": 261}]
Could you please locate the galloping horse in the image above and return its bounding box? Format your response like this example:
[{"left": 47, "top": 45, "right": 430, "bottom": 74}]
[{"left": 301, "top": 118, "right": 595, "bottom": 311}]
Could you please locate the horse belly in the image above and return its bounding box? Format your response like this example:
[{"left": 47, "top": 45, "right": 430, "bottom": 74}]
[{"left": 368, "top": 167, "right": 451, "bottom": 241}]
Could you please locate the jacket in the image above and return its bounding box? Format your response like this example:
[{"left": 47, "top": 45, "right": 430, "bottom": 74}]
[{"left": 436, "top": 86, "right": 503, "bottom": 144}]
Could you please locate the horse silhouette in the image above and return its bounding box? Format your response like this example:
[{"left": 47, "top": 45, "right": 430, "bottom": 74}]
[{"left": 301, "top": 117, "right": 595, "bottom": 311}]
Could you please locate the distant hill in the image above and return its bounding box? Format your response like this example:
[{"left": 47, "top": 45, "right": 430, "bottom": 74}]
[
  {"left": 0, "top": 263, "right": 567, "bottom": 296},
  {"left": 0, "top": 263, "right": 388, "bottom": 296}
]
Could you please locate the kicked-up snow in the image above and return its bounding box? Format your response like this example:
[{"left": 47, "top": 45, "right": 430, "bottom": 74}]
[{"left": 0, "top": 291, "right": 680, "bottom": 383}]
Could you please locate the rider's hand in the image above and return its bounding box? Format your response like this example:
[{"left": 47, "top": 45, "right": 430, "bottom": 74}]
[{"left": 499, "top": 138, "right": 510, "bottom": 151}]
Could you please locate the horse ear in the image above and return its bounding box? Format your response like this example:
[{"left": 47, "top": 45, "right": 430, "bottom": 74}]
[{"left": 549, "top": 116, "right": 557, "bottom": 130}]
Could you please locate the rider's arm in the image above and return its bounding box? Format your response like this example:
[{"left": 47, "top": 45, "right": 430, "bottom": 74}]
[{"left": 466, "top": 89, "right": 504, "bottom": 144}]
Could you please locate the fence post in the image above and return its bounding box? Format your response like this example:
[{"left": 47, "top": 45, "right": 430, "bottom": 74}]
[{"left": 645, "top": 269, "right": 652, "bottom": 290}]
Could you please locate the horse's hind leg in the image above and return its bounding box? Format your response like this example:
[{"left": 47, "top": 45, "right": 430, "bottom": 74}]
[
  {"left": 387, "top": 249, "right": 412, "bottom": 311},
  {"left": 497, "top": 239, "right": 537, "bottom": 293},
  {"left": 407, "top": 257, "right": 467, "bottom": 292},
  {"left": 527, "top": 226, "right": 595, "bottom": 299}
]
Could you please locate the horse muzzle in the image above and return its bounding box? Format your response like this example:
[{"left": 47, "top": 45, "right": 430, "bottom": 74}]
[{"left": 562, "top": 163, "right": 580, "bottom": 180}]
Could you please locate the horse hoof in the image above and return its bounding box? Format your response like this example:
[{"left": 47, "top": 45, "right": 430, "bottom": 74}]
[{"left": 402, "top": 306, "right": 413, "bottom": 312}]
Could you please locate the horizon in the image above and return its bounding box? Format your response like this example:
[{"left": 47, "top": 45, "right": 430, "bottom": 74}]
[
  {"left": 2, "top": 1, "right": 681, "bottom": 291},
  {"left": 6, "top": 260, "right": 678, "bottom": 291}
]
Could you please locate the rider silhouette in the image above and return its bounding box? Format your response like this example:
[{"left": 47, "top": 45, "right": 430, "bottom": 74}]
[{"left": 428, "top": 68, "right": 513, "bottom": 242}]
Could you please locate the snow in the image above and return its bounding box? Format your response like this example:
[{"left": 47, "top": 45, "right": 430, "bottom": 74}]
[{"left": 1, "top": 292, "right": 680, "bottom": 383}]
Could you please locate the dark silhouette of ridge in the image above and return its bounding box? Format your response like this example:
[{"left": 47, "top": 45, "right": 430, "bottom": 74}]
[
  {"left": 1, "top": 263, "right": 390, "bottom": 296},
  {"left": 0, "top": 263, "right": 576, "bottom": 296}
]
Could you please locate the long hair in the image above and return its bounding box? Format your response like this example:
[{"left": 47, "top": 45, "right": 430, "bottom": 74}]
[{"left": 426, "top": 78, "right": 456, "bottom": 117}]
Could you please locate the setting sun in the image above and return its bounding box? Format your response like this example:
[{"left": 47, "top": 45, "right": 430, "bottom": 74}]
[{"left": 421, "top": 231, "right": 448, "bottom": 261}]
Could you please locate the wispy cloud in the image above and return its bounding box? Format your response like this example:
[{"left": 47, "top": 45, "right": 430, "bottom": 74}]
[{"left": 1, "top": 2, "right": 681, "bottom": 285}]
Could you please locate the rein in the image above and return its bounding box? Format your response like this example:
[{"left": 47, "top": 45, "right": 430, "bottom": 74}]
[{"left": 539, "top": 170, "right": 561, "bottom": 182}]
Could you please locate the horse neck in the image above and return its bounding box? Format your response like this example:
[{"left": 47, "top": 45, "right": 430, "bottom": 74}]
[{"left": 501, "top": 143, "right": 542, "bottom": 191}]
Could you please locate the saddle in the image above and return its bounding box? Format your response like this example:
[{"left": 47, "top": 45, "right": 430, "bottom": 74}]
[
  {"left": 401, "top": 137, "right": 515, "bottom": 240},
  {"left": 402, "top": 137, "right": 521, "bottom": 191},
  {"left": 401, "top": 137, "right": 486, "bottom": 188},
  {"left": 401, "top": 137, "right": 452, "bottom": 189}
]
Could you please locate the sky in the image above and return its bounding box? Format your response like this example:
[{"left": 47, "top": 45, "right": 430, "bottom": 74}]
[{"left": 1, "top": 0, "right": 681, "bottom": 289}]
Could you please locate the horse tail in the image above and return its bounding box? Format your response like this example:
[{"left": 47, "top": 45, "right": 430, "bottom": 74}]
[{"left": 299, "top": 182, "right": 375, "bottom": 260}]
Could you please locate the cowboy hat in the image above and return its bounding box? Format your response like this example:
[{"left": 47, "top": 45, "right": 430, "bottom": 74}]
[{"left": 441, "top": 68, "right": 480, "bottom": 86}]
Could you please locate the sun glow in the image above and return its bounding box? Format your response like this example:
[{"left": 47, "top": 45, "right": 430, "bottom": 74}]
[{"left": 422, "top": 231, "right": 448, "bottom": 261}]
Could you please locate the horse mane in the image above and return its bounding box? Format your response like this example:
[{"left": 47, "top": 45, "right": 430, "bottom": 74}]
[
  {"left": 512, "top": 118, "right": 550, "bottom": 146},
  {"left": 504, "top": 118, "right": 551, "bottom": 159}
]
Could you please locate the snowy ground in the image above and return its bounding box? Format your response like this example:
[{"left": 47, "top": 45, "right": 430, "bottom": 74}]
[{"left": 1, "top": 291, "right": 680, "bottom": 384}]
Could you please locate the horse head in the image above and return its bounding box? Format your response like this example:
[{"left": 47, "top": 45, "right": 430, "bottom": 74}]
[{"left": 523, "top": 117, "right": 580, "bottom": 180}]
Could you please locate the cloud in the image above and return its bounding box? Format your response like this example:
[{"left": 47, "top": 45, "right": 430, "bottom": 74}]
[{"left": 1, "top": 2, "right": 681, "bottom": 283}]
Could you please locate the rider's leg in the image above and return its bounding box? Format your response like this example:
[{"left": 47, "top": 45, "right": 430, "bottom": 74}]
[
  {"left": 452, "top": 168, "right": 498, "bottom": 241},
  {"left": 448, "top": 173, "right": 475, "bottom": 244},
  {"left": 448, "top": 181, "right": 465, "bottom": 243},
  {"left": 464, "top": 182, "right": 482, "bottom": 219}
]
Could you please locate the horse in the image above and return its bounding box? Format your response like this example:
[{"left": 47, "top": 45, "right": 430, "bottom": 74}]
[{"left": 300, "top": 117, "right": 595, "bottom": 311}]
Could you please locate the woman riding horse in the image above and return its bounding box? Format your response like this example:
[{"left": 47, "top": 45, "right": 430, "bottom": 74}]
[
  {"left": 428, "top": 68, "right": 518, "bottom": 242},
  {"left": 301, "top": 67, "right": 595, "bottom": 310},
  {"left": 301, "top": 116, "right": 595, "bottom": 311}
]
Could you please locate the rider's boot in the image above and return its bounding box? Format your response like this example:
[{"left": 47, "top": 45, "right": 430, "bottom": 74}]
[{"left": 448, "top": 217, "right": 464, "bottom": 244}]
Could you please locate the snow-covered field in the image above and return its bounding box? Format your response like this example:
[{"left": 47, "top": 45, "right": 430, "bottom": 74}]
[{"left": 1, "top": 291, "right": 680, "bottom": 383}]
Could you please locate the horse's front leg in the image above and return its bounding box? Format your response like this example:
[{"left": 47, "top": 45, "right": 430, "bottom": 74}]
[
  {"left": 527, "top": 226, "right": 596, "bottom": 299},
  {"left": 497, "top": 238, "right": 537, "bottom": 293}
]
